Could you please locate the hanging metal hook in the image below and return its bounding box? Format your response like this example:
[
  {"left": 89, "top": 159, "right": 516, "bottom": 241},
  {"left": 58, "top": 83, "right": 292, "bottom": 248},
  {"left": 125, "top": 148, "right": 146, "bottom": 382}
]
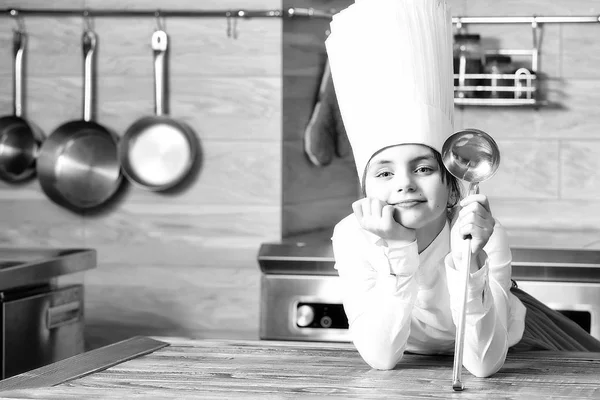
[
  {"left": 155, "top": 9, "right": 166, "bottom": 31},
  {"left": 83, "top": 9, "right": 93, "bottom": 32},
  {"left": 531, "top": 19, "right": 539, "bottom": 48},
  {"left": 531, "top": 18, "right": 542, "bottom": 73},
  {"left": 225, "top": 10, "right": 232, "bottom": 38},
  {"left": 231, "top": 10, "right": 245, "bottom": 39},
  {"left": 10, "top": 9, "right": 26, "bottom": 33}
]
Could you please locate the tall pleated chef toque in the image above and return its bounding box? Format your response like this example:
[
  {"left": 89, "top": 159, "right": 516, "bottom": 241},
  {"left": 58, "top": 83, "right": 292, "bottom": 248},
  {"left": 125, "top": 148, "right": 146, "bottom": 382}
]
[{"left": 325, "top": 0, "right": 455, "bottom": 184}]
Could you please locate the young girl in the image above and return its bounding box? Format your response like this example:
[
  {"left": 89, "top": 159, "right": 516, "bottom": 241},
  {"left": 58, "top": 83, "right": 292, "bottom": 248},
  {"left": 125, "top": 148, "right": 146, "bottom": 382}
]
[
  {"left": 332, "top": 142, "right": 521, "bottom": 377},
  {"left": 326, "top": 0, "right": 600, "bottom": 378}
]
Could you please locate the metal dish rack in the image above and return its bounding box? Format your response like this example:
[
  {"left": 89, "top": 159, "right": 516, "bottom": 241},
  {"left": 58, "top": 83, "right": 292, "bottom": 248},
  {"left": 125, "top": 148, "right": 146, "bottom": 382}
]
[{"left": 454, "top": 20, "right": 544, "bottom": 107}]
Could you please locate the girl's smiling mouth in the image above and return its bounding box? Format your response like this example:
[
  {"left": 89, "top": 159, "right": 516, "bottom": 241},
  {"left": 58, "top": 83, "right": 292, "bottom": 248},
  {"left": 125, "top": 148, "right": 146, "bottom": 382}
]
[{"left": 392, "top": 199, "right": 426, "bottom": 208}]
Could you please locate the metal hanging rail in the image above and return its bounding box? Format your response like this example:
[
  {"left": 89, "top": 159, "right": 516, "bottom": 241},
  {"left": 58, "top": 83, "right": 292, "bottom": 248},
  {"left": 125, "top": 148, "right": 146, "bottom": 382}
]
[
  {"left": 3, "top": 8, "right": 284, "bottom": 18},
  {"left": 452, "top": 15, "right": 600, "bottom": 24},
  {"left": 2, "top": 7, "right": 600, "bottom": 23}
]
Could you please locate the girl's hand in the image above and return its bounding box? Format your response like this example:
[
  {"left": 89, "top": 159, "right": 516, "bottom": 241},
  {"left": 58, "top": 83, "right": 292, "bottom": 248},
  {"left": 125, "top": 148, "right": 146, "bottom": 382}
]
[
  {"left": 452, "top": 193, "right": 495, "bottom": 258},
  {"left": 352, "top": 197, "right": 416, "bottom": 244}
]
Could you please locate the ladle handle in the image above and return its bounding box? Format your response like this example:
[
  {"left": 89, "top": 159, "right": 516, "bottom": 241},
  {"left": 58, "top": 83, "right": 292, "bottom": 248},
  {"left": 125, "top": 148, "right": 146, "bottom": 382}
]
[{"left": 452, "top": 182, "right": 479, "bottom": 391}]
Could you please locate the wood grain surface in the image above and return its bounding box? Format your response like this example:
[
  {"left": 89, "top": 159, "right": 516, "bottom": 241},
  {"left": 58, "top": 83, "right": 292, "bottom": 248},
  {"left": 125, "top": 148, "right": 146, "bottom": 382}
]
[
  {"left": 0, "top": 337, "right": 169, "bottom": 392},
  {"left": 1, "top": 337, "right": 599, "bottom": 399}
]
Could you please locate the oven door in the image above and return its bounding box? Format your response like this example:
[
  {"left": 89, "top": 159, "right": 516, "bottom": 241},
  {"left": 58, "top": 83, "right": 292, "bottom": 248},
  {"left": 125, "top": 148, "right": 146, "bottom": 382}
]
[
  {"left": 260, "top": 275, "right": 350, "bottom": 342},
  {"left": 516, "top": 280, "right": 600, "bottom": 340},
  {"left": 1, "top": 284, "right": 84, "bottom": 379},
  {"left": 260, "top": 274, "right": 600, "bottom": 343}
]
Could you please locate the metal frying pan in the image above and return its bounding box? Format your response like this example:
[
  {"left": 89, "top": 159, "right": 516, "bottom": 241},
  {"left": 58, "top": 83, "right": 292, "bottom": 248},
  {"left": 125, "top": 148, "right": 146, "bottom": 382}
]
[
  {"left": 118, "top": 29, "right": 198, "bottom": 191},
  {"left": 0, "top": 30, "right": 43, "bottom": 182},
  {"left": 36, "top": 29, "right": 122, "bottom": 212}
]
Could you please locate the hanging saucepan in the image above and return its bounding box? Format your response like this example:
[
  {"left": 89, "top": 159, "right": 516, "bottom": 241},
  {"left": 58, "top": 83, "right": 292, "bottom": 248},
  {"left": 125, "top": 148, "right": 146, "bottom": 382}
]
[
  {"left": 36, "top": 29, "right": 122, "bottom": 212},
  {"left": 118, "top": 28, "right": 198, "bottom": 191},
  {"left": 0, "top": 29, "right": 43, "bottom": 182}
]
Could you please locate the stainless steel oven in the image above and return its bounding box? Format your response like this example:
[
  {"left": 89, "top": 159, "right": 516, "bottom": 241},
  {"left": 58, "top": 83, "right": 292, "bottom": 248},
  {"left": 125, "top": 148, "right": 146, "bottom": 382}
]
[
  {"left": 0, "top": 248, "right": 96, "bottom": 378},
  {"left": 258, "top": 230, "right": 600, "bottom": 342},
  {"left": 1, "top": 284, "right": 84, "bottom": 378}
]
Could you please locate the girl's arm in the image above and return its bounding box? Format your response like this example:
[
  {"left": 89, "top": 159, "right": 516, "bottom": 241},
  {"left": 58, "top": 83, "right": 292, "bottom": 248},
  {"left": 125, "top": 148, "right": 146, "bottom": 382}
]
[{"left": 332, "top": 221, "right": 420, "bottom": 370}]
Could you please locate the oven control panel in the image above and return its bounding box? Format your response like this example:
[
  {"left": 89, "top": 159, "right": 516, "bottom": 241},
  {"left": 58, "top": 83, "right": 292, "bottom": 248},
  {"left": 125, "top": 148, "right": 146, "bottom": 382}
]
[{"left": 296, "top": 303, "right": 349, "bottom": 329}]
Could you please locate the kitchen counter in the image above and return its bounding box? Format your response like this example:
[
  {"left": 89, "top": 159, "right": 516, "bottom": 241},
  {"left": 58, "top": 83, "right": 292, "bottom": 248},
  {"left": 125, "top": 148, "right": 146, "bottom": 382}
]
[{"left": 1, "top": 337, "right": 599, "bottom": 399}]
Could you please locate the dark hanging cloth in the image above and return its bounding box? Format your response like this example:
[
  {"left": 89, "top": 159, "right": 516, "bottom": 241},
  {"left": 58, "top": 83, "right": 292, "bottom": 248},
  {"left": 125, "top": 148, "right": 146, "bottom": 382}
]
[
  {"left": 304, "top": 59, "right": 350, "bottom": 167},
  {"left": 509, "top": 286, "right": 600, "bottom": 352}
]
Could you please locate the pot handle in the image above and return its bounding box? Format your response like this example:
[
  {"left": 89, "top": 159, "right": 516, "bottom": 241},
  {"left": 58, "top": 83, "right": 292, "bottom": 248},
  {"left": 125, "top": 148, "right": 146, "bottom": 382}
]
[
  {"left": 47, "top": 300, "right": 82, "bottom": 330},
  {"left": 82, "top": 30, "right": 97, "bottom": 122},
  {"left": 13, "top": 30, "right": 25, "bottom": 118},
  {"left": 152, "top": 30, "right": 168, "bottom": 117}
]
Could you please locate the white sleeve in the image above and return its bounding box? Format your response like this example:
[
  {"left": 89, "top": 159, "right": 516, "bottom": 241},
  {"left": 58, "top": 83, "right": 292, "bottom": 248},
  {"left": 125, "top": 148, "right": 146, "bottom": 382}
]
[
  {"left": 445, "top": 222, "right": 513, "bottom": 377},
  {"left": 332, "top": 229, "right": 420, "bottom": 370}
]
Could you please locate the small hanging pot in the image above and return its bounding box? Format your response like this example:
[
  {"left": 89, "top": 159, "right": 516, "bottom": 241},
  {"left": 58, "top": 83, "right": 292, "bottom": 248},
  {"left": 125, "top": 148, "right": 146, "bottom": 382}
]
[
  {"left": 36, "top": 29, "right": 122, "bottom": 212},
  {"left": 118, "top": 29, "right": 199, "bottom": 191},
  {"left": 0, "top": 30, "right": 43, "bottom": 182}
]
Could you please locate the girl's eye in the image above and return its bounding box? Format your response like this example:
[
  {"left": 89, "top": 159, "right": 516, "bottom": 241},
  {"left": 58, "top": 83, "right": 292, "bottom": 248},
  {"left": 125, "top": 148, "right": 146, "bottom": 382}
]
[
  {"left": 415, "top": 166, "right": 434, "bottom": 174},
  {"left": 375, "top": 171, "right": 393, "bottom": 178}
]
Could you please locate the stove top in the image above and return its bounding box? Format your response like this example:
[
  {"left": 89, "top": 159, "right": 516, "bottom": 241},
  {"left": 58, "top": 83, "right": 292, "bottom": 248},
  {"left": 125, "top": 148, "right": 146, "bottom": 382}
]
[{"left": 258, "top": 229, "right": 600, "bottom": 283}]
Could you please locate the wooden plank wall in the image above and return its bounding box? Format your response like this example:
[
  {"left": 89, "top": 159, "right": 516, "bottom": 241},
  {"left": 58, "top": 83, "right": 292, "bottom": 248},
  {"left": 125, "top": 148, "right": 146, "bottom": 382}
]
[
  {"left": 283, "top": 0, "right": 600, "bottom": 249},
  {"left": 0, "top": 0, "right": 282, "bottom": 349},
  {"left": 282, "top": 0, "right": 358, "bottom": 237},
  {"left": 453, "top": 0, "right": 600, "bottom": 249}
]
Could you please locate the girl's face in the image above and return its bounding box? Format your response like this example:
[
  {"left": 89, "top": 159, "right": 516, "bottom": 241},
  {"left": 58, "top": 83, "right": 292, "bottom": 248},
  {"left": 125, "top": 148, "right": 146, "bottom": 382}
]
[{"left": 364, "top": 144, "right": 450, "bottom": 230}]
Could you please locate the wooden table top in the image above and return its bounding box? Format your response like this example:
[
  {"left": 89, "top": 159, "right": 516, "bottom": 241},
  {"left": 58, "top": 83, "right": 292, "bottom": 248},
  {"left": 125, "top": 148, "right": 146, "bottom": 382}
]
[{"left": 1, "top": 336, "right": 600, "bottom": 399}]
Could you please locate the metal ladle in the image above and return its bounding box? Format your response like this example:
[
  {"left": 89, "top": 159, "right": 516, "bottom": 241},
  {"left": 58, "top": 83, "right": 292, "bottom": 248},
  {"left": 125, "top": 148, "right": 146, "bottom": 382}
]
[{"left": 441, "top": 128, "right": 501, "bottom": 391}]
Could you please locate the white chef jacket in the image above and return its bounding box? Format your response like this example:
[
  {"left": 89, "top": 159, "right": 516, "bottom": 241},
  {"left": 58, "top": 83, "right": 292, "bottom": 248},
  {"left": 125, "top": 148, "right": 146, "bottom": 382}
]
[{"left": 331, "top": 214, "right": 526, "bottom": 377}]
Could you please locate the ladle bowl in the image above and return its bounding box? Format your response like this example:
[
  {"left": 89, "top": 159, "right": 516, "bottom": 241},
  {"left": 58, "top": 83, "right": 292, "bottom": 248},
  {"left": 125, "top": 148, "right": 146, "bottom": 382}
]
[{"left": 441, "top": 128, "right": 500, "bottom": 185}]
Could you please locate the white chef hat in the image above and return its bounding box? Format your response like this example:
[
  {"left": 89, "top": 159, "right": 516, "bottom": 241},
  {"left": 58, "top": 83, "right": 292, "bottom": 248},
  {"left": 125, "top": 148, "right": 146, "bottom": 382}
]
[{"left": 325, "top": 0, "right": 455, "bottom": 183}]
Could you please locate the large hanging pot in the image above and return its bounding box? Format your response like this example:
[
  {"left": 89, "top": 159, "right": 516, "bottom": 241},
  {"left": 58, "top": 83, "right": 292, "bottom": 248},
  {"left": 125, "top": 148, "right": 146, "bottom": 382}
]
[
  {"left": 0, "top": 30, "right": 43, "bottom": 182},
  {"left": 118, "top": 29, "right": 198, "bottom": 191},
  {"left": 36, "top": 29, "right": 122, "bottom": 212}
]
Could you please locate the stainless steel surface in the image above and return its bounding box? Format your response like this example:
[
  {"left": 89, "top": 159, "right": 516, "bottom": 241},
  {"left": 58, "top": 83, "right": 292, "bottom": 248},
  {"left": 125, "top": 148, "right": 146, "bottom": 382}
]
[
  {"left": 36, "top": 30, "right": 121, "bottom": 211},
  {"left": 452, "top": 16, "right": 600, "bottom": 24},
  {"left": 259, "top": 234, "right": 600, "bottom": 343},
  {"left": 5, "top": 8, "right": 600, "bottom": 24},
  {"left": 516, "top": 281, "right": 600, "bottom": 340},
  {"left": 260, "top": 274, "right": 350, "bottom": 342},
  {"left": 3, "top": 285, "right": 84, "bottom": 379},
  {"left": 6, "top": 8, "right": 284, "bottom": 18},
  {"left": 0, "top": 247, "right": 96, "bottom": 291},
  {"left": 118, "top": 30, "right": 198, "bottom": 191},
  {"left": 441, "top": 128, "right": 501, "bottom": 390},
  {"left": 0, "top": 30, "right": 41, "bottom": 182},
  {"left": 259, "top": 232, "right": 600, "bottom": 282},
  {"left": 0, "top": 336, "right": 168, "bottom": 391},
  {"left": 0, "top": 247, "right": 97, "bottom": 381},
  {"left": 442, "top": 129, "right": 500, "bottom": 183}
]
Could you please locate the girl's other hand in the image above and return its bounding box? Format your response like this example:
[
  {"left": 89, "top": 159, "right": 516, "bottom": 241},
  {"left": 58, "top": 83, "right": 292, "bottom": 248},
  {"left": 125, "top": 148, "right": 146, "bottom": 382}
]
[
  {"left": 352, "top": 197, "right": 416, "bottom": 244},
  {"left": 453, "top": 193, "right": 495, "bottom": 257}
]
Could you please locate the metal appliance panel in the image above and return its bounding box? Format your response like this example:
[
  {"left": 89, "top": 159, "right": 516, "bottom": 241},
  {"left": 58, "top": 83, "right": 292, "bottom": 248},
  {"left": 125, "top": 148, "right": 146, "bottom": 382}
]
[
  {"left": 258, "top": 232, "right": 600, "bottom": 343},
  {"left": 516, "top": 280, "right": 600, "bottom": 339},
  {"left": 260, "top": 274, "right": 600, "bottom": 342},
  {"left": 260, "top": 275, "right": 350, "bottom": 342},
  {"left": 2, "top": 284, "right": 84, "bottom": 379}
]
